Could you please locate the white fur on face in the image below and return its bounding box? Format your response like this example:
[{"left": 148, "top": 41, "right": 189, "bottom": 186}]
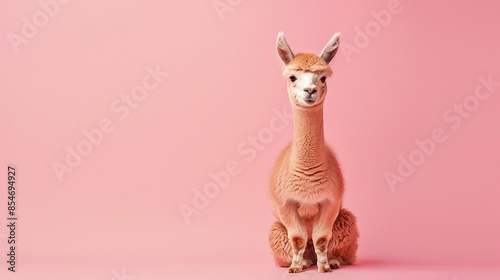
[{"left": 286, "top": 71, "right": 328, "bottom": 107}]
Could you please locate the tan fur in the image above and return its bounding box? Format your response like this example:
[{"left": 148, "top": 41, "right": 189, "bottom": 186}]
[
  {"left": 269, "top": 33, "right": 358, "bottom": 273},
  {"left": 284, "top": 53, "right": 333, "bottom": 76}
]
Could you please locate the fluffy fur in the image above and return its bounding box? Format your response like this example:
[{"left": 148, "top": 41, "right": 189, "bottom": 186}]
[{"left": 269, "top": 32, "right": 359, "bottom": 273}]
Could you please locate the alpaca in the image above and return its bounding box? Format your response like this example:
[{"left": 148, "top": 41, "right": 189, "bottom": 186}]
[{"left": 268, "top": 32, "right": 358, "bottom": 273}]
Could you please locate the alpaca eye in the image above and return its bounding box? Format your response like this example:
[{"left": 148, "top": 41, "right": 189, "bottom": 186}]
[
  {"left": 320, "top": 76, "right": 326, "bottom": 83},
  {"left": 289, "top": 76, "right": 297, "bottom": 82}
]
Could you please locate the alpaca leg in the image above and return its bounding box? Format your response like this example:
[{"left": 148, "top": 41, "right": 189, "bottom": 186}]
[
  {"left": 269, "top": 221, "right": 314, "bottom": 269},
  {"left": 328, "top": 208, "right": 359, "bottom": 268},
  {"left": 275, "top": 205, "right": 310, "bottom": 273},
  {"left": 287, "top": 231, "right": 310, "bottom": 273},
  {"left": 312, "top": 203, "right": 340, "bottom": 273},
  {"left": 269, "top": 221, "right": 292, "bottom": 267}
]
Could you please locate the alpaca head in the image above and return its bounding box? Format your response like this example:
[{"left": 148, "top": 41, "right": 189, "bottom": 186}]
[{"left": 277, "top": 32, "right": 340, "bottom": 108}]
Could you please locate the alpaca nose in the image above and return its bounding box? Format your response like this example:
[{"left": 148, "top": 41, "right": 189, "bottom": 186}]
[{"left": 304, "top": 87, "right": 317, "bottom": 95}]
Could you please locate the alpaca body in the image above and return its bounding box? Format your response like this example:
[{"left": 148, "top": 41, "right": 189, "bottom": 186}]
[
  {"left": 269, "top": 141, "right": 344, "bottom": 237},
  {"left": 270, "top": 141, "right": 342, "bottom": 230},
  {"left": 268, "top": 33, "right": 358, "bottom": 273}
]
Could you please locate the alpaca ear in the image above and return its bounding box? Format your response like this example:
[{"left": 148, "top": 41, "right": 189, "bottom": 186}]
[
  {"left": 276, "top": 32, "right": 295, "bottom": 65},
  {"left": 319, "top": 33, "right": 341, "bottom": 64}
]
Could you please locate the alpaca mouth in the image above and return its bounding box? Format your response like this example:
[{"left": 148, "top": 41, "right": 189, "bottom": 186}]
[{"left": 303, "top": 94, "right": 318, "bottom": 104}]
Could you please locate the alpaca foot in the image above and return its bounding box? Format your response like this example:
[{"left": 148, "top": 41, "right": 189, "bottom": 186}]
[
  {"left": 329, "top": 259, "right": 341, "bottom": 270},
  {"left": 288, "top": 264, "right": 302, "bottom": 273},
  {"left": 288, "top": 259, "right": 312, "bottom": 273},
  {"left": 317, "top": 261, "right": 332, "bottom": 273}
]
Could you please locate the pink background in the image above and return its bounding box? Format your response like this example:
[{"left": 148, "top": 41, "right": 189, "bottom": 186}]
[{"left": 1, "top": 0, "right": 499, "bottom": 279}]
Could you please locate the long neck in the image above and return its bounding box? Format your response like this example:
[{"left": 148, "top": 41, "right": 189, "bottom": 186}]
[{"left": 291, "top": 105, "right": 326, "bottom": 169}]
